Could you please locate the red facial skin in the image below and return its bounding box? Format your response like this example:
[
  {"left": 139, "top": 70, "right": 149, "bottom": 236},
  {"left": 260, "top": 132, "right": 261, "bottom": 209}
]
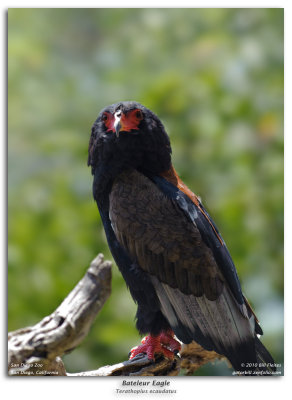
[{"left": 103, "top": 109, "right": 143, "bottom": 133}]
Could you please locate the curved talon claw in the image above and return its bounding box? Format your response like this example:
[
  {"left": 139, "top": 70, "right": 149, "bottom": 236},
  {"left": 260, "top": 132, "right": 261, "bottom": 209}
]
[{"left": 128, "top": 351, "right": 147, "bottom": 361}]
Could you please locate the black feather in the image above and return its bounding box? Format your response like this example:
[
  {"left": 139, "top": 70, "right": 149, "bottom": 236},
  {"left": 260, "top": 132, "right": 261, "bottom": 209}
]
[{"left": 89, "top": 102, "right": 276, "bottom": 374}]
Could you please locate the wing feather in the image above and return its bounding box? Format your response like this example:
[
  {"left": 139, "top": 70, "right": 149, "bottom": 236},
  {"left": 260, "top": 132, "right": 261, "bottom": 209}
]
[{"left": 109, "top": 169, "right": 258, "bottom": 363}]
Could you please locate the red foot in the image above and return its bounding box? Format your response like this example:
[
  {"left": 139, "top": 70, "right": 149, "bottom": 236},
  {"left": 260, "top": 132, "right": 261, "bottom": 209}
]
[
  {"left": 159, "top": 329, "right": 181, "bottom": 353},
  {"left": 129, "top": 330, "right": 181, "bottom": 361}
]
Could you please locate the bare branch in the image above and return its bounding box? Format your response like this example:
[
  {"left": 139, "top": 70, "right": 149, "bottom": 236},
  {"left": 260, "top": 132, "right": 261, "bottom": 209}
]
[
  {"left": 67, "top": 344, "right": 223, "bottom": 376},
  {"left": 68, "top": 354, "right": 180, "bottom": 376},
  {"left": 180, "top": 342, "right": 225, "bottom": 375},
  {"left": 8, "top": 254, "right": 112, "bottom": 376}
]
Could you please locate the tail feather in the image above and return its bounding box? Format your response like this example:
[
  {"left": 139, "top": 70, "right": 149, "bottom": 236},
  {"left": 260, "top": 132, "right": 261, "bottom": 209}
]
[
  {"left": 151, "top": 276, "right": 277, "bottom": 375},
  {"left": 254, "top": 336, "right": 276, "bottom": 374},
  {"left": 226, "top": 337, "right": 276, "bottom": 376}
]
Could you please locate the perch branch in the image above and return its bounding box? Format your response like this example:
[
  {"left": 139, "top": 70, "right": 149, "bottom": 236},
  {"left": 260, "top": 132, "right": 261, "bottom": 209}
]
[
  {"left": 67, "top": 344, "right": 223, "bottom": 376},
  {"left": 180, "top": 342, "right": 225, "bottom": 375},
  {"left": 8, "top": 254, "right": 112, "bottom": 376},
  {"left": 68, "top": 353, "right": 180, "bottom": 376}
]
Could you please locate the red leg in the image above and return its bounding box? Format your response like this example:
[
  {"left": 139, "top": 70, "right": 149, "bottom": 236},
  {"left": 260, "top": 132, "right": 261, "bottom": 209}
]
[{"left": 129, "top": 330, "right": 181, "bottom": 360}]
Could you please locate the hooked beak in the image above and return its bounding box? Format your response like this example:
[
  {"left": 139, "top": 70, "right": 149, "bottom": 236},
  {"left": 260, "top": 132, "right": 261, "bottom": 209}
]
[{"left": 114, "top": 111, "right": 122, "bottom": 137}]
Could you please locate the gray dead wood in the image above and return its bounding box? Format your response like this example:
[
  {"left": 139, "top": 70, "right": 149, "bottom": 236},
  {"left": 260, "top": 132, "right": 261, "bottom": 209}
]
[
  {"left": 8, "top": 254, "right": 112, "bottom": 376},
  {"left": 67, "top": 345, "right": 223, "bottom": 376},
  {"left": 8, "top": 253, "right": 223, "bottom": 376},
  {"left": 68, "top": 354, "right": 180, "bottom": 376}
]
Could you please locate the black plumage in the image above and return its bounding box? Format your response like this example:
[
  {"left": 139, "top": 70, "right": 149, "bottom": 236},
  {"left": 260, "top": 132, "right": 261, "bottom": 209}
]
[{"left": 88, "top": 101, "right": 275, "bottom": 374}]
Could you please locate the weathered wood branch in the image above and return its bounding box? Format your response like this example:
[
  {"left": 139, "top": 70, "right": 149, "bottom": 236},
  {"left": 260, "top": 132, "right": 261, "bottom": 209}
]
[
  {"left": 8, "top": 253, "right": 223, "bottom": 376},
  {"left": 68, "top": 353, "right": 180, "bottom": 376},
  {"left": 67, "top": 345, "right": 223, "bottom": 376},
  {"left": 180, "top": 342, "right": 225, "bottom": 375},
  {"left": 8, "top": 254, "right": 112, "bottom": 376}
]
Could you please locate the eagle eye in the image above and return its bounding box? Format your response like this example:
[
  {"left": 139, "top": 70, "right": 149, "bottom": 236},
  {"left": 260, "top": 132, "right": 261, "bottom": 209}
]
[
  {"left": 102, "top": 113, "right": 108, "bottom": 122},
  {"left": 135, "top": 110, "right": 143, "bottom": 121}
]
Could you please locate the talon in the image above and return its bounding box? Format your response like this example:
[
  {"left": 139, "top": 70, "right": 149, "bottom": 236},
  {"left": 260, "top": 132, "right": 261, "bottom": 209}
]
[
  {"left": 128, "top": 331, "right": 181, "bottom": 361},
  {"left": 159, "top": 330, "right": 181, "bottom": 353}
]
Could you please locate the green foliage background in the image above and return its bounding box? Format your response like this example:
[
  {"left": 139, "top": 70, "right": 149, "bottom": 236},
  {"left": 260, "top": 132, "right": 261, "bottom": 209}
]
[{"left": 8, "top": 8, "right": 284, "bottom": 375}]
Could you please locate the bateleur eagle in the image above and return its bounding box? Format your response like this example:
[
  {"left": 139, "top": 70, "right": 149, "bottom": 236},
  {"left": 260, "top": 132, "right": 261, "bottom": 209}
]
[{"left": 88, "top": 101, "right": 275, "bottom": 374}]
